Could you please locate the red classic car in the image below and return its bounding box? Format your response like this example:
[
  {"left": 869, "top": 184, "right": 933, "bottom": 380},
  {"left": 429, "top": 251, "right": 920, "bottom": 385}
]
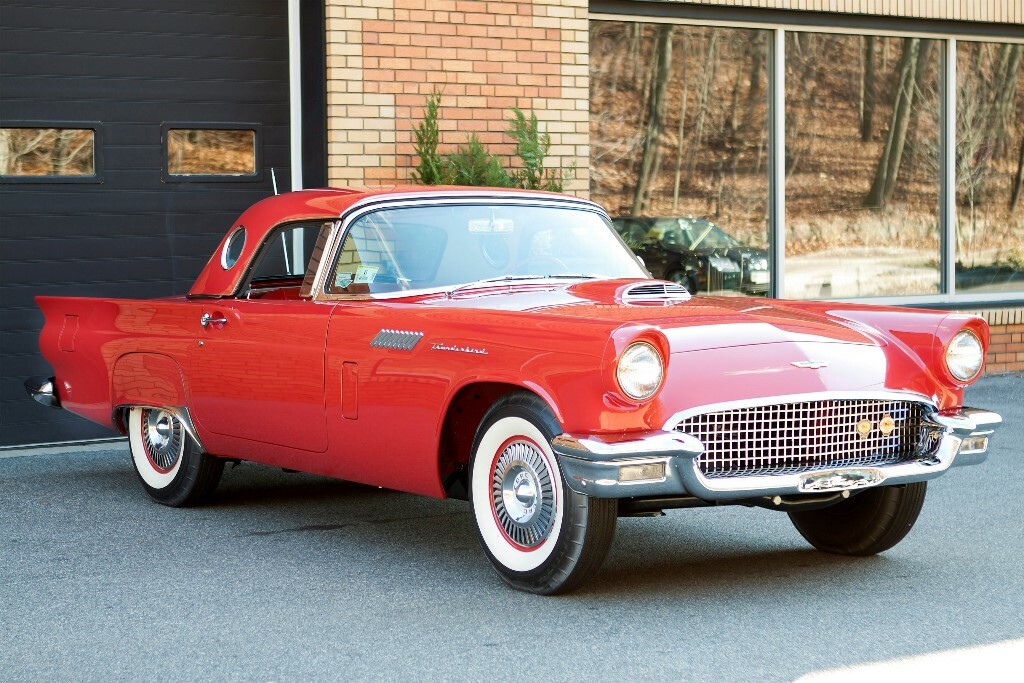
[{"left": 27, "top": 187, "right": 1001, "bottom": 594}]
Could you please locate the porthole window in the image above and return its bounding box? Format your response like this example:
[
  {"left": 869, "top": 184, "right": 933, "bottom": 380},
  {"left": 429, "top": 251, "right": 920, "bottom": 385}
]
[{"left": 222, "top": 226, "right": 246, "bottom": 270}]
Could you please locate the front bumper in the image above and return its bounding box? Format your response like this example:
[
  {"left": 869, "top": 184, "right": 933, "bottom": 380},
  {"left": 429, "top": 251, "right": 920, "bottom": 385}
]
[{"left": 553, "top": 407, "right": 1002, "bottom": 501}]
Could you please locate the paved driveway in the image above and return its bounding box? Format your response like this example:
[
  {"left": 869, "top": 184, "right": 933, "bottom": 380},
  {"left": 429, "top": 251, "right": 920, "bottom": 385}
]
[{"left": 2, "top": 374, "right": 1021, "bottom": 682}]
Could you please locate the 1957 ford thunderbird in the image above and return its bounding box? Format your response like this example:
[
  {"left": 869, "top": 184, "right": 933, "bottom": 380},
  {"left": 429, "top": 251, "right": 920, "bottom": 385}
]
[{"left": 27, "top": 187, "right": 1002, "bottom": 594}]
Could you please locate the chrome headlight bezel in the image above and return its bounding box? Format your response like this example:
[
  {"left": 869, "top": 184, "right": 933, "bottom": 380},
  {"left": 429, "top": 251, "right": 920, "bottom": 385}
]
[
  {"left": 945, "top": 329, "right": 984, "bottom": 382},
  {"left": 616, "top": 342, "right": 665, "bottom": 401}
]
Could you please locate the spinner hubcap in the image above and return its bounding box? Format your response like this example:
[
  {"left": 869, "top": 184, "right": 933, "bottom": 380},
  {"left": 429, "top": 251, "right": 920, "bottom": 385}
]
[
  {"left": 491, "top": 440, "right": 556, "bottom": 549},
  {"left": 142, "top": 409, "right": 183, "bottom": 472}
]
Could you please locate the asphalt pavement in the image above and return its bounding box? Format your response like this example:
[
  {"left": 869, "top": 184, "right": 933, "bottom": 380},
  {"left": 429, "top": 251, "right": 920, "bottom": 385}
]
[{"left": 2, "top": 374, "right": 1022, "bottom": 682}]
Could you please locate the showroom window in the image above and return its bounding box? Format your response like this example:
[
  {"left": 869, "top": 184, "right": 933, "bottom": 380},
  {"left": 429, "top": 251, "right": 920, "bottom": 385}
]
[
  {"left": 785, "top": 34, "right": 941, "bottom": 298},
  {"left": 590, "top": 19, "right": 1023, "bottom": 305},
  {"left": 955, "top": 41, "right": 1024, "bottom": 294},
  {"left": 590, "top": 21, "right": 770, "bottom": 296}
]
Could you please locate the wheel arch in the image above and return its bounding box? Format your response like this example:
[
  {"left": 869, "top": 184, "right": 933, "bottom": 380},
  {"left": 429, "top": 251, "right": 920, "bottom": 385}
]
[
  {"left": 110, "top": 353, "right": 188, "bottom": 435},
  {"left": 437, "top": 380, "right": 561, "bottom": 500}
]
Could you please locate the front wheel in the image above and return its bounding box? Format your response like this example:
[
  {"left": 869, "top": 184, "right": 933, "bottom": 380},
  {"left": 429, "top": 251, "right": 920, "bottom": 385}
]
[
  {"left": 128, "top": 407, "right": 224, "bottom": 507},
  {"left": 469, "top": 392, "right": 617, "bottom": 594},
  {"left": 788, "top": 483, "right": 927, "bottom": 556}
]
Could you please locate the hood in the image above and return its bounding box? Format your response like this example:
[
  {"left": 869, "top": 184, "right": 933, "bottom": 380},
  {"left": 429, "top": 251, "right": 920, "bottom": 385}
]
[{"left": 418, "top": 279, "right": 880, "bottom": 352}]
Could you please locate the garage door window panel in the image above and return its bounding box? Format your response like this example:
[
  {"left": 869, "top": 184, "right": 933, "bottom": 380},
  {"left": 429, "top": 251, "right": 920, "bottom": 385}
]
[
  {"left": 162, "top": 123, "right": 261, "bottom": 182},
  {"left": 0, "top": 123, "right": 102, "bottom": 183}
]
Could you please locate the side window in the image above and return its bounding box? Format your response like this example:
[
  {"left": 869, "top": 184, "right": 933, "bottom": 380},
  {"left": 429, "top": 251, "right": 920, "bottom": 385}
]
[
  {"left": 327, "top": 216, "right": 403, "bottom": 294},
  {"left": 244, "top": 222, "right": 327, "bottom": 298},
  {"left": 325, "top": 213, "right": 446, "bottom": 295}
]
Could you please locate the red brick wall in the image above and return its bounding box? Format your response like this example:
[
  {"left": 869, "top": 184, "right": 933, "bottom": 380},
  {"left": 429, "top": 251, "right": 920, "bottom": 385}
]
[
  {"left": 979, "top": 308, "right": 1024, "bottom": 375},
  {"left": 326, "top": 0, "right": 588, "bottom": 191}
]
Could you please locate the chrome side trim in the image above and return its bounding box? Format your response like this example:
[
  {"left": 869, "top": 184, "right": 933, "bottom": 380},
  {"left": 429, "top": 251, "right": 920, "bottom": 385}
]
[
  {"left": 111, "top": 404, "right": 206, "bottom": 453},
  {"left": 25, "top": 376, "right": 60, "bottom": 408}
]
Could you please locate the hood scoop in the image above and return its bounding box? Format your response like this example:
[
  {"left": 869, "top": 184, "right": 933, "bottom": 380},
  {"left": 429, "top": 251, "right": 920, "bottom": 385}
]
[{"left": 620, "top": 281, "right": 692, "bottom": 306}]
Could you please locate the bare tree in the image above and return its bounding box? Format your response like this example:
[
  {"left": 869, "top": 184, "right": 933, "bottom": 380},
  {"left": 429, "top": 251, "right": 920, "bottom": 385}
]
[
  {"left": 632, "top": 24, "right": 675, "bottom": 214},
  {"left": 860, "top": 35, "right": 876, "bottom": 141},
  {"left": 866, "top": 39, "right": 933, "bottom": 208}
]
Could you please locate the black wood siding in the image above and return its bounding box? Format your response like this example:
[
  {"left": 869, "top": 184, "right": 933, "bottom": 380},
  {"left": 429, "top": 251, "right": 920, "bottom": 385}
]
[{"left": 1, "top": 1, "right": 292, "bottom": 446}]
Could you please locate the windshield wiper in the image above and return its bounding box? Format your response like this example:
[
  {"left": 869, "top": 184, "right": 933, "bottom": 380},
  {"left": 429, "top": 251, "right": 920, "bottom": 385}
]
[{"left": 445, "top": 274, "right": 598, "bottom": 298}]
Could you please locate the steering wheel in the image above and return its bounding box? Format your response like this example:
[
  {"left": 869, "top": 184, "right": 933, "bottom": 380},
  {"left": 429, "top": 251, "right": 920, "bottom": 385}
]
[{"left": 510, "top": 255, "right": 570, "bottom": 276}]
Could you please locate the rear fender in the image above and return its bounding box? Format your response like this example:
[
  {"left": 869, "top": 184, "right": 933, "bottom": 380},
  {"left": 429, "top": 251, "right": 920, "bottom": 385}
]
[{"left": 110, "top": 353, "right": 187, "bottom": 433}]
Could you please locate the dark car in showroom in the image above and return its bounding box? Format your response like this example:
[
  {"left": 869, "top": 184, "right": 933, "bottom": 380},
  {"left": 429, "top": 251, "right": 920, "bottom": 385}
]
[{"left": 613, "top": 216, "right": 770, "bottom": 295}]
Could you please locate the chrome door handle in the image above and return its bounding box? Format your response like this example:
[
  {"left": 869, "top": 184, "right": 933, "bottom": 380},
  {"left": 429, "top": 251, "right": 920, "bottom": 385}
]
[{"left": 200, "top": 313, "right": 228, "bottom": 327}]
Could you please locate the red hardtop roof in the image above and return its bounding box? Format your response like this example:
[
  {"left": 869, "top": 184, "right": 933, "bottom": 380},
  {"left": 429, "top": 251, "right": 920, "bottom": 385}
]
[{"left": 188, "top": 186, "right": 593, "bottom": 297}]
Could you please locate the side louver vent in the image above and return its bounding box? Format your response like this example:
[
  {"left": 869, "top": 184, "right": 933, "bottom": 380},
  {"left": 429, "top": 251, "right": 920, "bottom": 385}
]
[
  {"left": 621, "top": 282, "right": 691, "bottom": 306},
  {"left": 370, "top": 329, "right": 424, "bottom": 351}
]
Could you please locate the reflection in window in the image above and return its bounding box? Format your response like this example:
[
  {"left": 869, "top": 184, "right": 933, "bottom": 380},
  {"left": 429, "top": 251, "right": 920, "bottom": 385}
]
[
  {"left": 590, "top": 21, "right": 770, "bottom": 296},
  {"left": 785, "top": 34, "right": 940, "bottom": 298},
  {"left": 0, "top": 128, "right": 95, "bottom": 177},
  {"left": 167, "top": 129, "right": 256, "bottom": 176},
  {"left": 956, "top": 41, "right": 1024, "bottom": 294}
]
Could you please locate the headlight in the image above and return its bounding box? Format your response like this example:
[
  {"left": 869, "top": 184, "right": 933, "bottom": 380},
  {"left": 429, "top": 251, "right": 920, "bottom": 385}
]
[
  {"left": 616, "top": 342, "right": 664, "bottom": 400},
  {"left": 945, "top": 329, "right": 984, "bottom": 382}
]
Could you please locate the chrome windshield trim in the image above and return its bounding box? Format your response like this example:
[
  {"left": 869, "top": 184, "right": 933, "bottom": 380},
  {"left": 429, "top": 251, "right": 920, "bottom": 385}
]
[
  {"left": 310, "top": 193, "right": 620, "bottom": 303},
  {"left": 661, "top": 390, "right": 938, "bottom": 431}
]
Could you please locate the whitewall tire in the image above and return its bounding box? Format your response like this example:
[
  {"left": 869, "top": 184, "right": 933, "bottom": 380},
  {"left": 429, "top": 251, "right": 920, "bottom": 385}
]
[
  {"left": 469, "top": 392, "right": 617, "bottom": 594},
  {"left": 127, "top": 407, "right": 224, "bottom": 507}
]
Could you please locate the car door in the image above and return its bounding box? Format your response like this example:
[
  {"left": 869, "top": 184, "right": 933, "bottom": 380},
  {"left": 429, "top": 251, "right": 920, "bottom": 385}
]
[{"left": 189, "top": 222, "right": 333, "bottom": 452}]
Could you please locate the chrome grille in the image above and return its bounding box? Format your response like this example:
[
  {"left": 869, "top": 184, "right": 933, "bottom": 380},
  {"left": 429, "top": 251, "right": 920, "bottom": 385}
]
[{"left": 677, "top": 399, "right": 934, "bottom": 479}]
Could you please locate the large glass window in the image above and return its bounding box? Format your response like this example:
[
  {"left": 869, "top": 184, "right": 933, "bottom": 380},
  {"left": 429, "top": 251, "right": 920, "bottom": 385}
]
[
  {"left": 955, "top": 41, "right": 1024, "bottom": 294},
  {"left": 590, "top": 21, "right": 770, "bottom": 296},
  {"left": 785, "top": 34, "right": 941, "bottom": 298}
]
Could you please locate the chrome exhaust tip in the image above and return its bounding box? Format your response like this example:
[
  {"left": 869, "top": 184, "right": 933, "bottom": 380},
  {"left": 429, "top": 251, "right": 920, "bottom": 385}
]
[{"left": 25, "top": 376, "right": 60, "bottom": 408}]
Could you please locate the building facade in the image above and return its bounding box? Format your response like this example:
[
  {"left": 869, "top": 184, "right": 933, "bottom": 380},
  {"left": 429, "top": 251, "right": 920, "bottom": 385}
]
[
  {"left": 323, "top": 0, "right": 1024, "bottom": 369},
  {"left": 1, "top": 0, "right": 1021, "bottom": 446}
]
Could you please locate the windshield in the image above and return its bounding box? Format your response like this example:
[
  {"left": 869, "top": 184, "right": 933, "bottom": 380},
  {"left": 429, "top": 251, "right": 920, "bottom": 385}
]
[{"left": 325, "top": 202, "right": 647, "bottom": 295}]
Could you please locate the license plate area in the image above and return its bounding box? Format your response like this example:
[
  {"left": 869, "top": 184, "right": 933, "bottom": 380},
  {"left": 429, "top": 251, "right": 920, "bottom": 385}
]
[{"left": 799, "top": 468, "right": 884, "bottom": 492}]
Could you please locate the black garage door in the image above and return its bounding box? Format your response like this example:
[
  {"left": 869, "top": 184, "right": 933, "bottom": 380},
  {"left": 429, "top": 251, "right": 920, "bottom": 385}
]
[{"left": 1, "top": 1, "right": 313, "bottom": 446}]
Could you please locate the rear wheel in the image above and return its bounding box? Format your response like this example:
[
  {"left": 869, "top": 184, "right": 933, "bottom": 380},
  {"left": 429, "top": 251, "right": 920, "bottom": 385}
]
[
  {"left": 128, "top": 407, "right": 224, "bottom": 507},
  {"left": 469, "top": 392, "right": 617, "bottom": 595},
  {"left": 788, "top": 483, "right": 927, "bottom": 556}
]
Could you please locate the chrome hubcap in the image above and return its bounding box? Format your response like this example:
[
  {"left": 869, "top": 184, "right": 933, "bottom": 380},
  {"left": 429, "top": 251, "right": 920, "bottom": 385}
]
[
  {"left": 492, "top": 440, "right": 555, "bottom": 548},
  {"left": 142, "top": 409, "right": 183, "bottom": 471}
]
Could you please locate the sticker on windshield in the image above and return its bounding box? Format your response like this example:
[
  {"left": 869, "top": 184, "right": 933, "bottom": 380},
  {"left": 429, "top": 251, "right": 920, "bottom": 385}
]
[
  {"left": 354, "top": 265, "right": 379, "bottom": 284},
  {"left": 334, "top": 272, "right": 353, "bottom": 288},
  {"left": 468, "top": 218, "right": 514, "bottom": 233}
]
